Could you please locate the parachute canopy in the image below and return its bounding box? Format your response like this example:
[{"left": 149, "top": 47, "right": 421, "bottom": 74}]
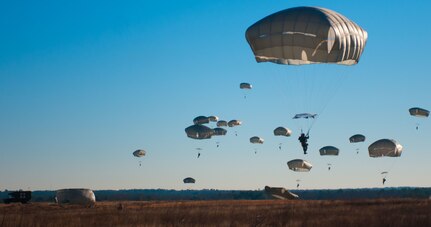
[
  {"left": 240, "top": 82, "right": 252, "bottom": 89},
  {"left": 250, "top": 136, "right": 264, "bottom": 144},
  {"left": 319, "top": 146, "right": 339, "bottom": 156},
  {"left": 193, "top": 116, "right": 210, "bottom": 125},
  {"left": 183, "top": 177, "right": 196, "bottom": 184},
  {"left": 208, "top": 116, "right": 219, "bottom": 122},
  {"left": 287, "top": 159, "right": 312, "bottom": 172},
  {"left": 293, "top": 113, "right": 317, "bottom": 119},
  {"left": 273, "top": 127, "right": 292, "bottom": 137},
  {"left": 216, "top": 120, "right": 228, "bottom": 127},
  {"left": 185, "top": 125, "right": 214, "bottom": 140},
  {"left": 368, "top": 139, "right": 403, "bottom": 158},
  {"left": 349, "top": 134, "right": 366, "bottom": 143},
  {"left": 56, "top": 189, "right": 96, "bottom": 206},
  {"left": 133, "top": 149, "right": 146, "bottom": 158},
  {"left": 245, "top": 6, "right": 368, "bottom": 65},
  {"left": 213, "top": 127, "right": 227, "bottom": 136},
  {"left": 409, "top": 107, "right": 430, "bottom": 118},
  {"left": 228, "top": 120, "right": 242, "bottom": 127},
  {"left": 264, "top": 186, "right": 299, "bottom": 200}
]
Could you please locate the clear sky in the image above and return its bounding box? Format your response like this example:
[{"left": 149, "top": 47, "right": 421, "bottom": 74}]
[{"left": 1, "top": 0, "right": 430, "bottom": 191}]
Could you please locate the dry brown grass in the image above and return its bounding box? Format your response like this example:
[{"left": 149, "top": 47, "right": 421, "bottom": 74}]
[{"left": 0, "top": 199, "right": 430, "bottom": 226}]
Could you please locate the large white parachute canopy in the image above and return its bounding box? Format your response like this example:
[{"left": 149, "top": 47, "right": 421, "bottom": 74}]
[
  {"left": 287, "top": 159, "right": 312, "bottom": 172},
  {"left": 319, "top": 146, "right": 339, "bottom": 156},
  {"left": 273, "top": 127, "right": 292, "bottom": 136},
  {"left": 368, "top": 139, "right": 403, "bottom": 158},
  {"left": 56, "top": 189, "right": 96, "bottom": 206},
  {"left": 349, "top": 134, "right": 366, "bottom": 143},
  {"left": 246, "top": 6, "right": 367, "bottom": 132},
  {"left": 193, "top": 116, "right": 210, "bottom": 125},
  {"left": 246, "top": 6, "right": 367, "bottom": 65},
  {"left": 133, "top": 149, "right": 146, "bottom": 157},
  {"left": 185, "top": 125, "right": 214, "bottom": 140},
  {"left": 183, "top": 177, "right": 196, "bottom": 184},
  {"left": 250, "top": 136, "right": 264, "bottom": 144},
  {"left": 409, "top": 107, "right": 430, "bottom": 118}
]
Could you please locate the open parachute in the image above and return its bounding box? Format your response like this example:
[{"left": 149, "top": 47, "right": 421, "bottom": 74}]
[
  {"left": 409, "top": 107, "right": 430, "bottom": 118},
  {"left": 246, "top": 6, "right": 367, "bottom": 66},
  {"left": 287, "top": 159, "right": 312, "bottom": 172},
  {"left": 409, "top": 107, "right": 429, "bottom": 130},
  {"left": 293, "top": 113, "right": 317, "bottom": 119},
  {"left": 240, "top": 82, "right": 252, "bottom": 89},
  {"left": 273, "top": 127, "right": 292, "bottom": 136},
  {"left": 228, "top": 120, "right": 242, "bottom": 127},
  {"left": 56, "top": 189, "right": 96, "bottom": 206},
  {"left": 246, "top": 6, "right": 367, "bottom": 133},
  {"left": 133, "top": 149, "right": 146, "bottom": 166},
  {"left": 193, "top": 116, "right": 210, "bottom": 125},
  {"left": 217, "top": 120, "right": 228, "bottom": 127},
  {"left": 319, "top": 146, "right": 339, "bottom": 156},
  {"left": 264, "top": 186, "right": 299, "bottom": 200},
  {"left": 133, "top": 149, "right": 146, "bottom": 157},
  {"left": 213, "top": 127, "right": 227, "bottom": 136},
  {"left": 185, "top": 124, "right": 214, "bottom": 140},
  {"left": 208, "top": 116, "right": 219, "bottom": 122},
  {"left": 368, "top": 139, "right": 403, "bottom": 157},
  {"left": 250, "top": 136, "right": 264, "bottom": 144},
  {"left": 349, "top": 134, "right": 366, "bottom": 143},
  {"left": 183, "top": 177, "right": 196, "bottom": 184},
  {"left": 350, "top": 134, "right": 366, "bottom": 154}
]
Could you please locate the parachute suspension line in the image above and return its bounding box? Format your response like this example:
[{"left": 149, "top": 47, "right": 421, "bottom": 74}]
[
  {"left": 355, "top": 142, "right": 364, "bottom": 154},
  {"left": 280, "top": 66, "right": 299, "bottom": 118},
  {"left": 307, "top": 115, "right": 319, "bottom": 134},
  {"left": 289, "top": 64, "right": 348, "bottom": 135},
  {"left": 386, "top": 157, "right": 398, "bottom": 177},
  {"left": 301, "top": 66, "right": 312, "bottom": 114},
  {"left": 319, "top": 65, "right": 348, "bottom": 117},
  {"left": 316, "top": 67, "right": 348, "bottom": 118},
  {"left": 243, "top": 90, "right": 248, "bottom": 99},
  {"left": 307, "top": 64, "right": 318, "bottom": 114}
]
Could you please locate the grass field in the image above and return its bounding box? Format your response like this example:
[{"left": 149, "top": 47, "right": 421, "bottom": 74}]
[{"left": 1, "top": 199, "right": 430, "bottom": 226}]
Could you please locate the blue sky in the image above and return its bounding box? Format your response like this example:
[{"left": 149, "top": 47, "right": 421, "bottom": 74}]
[{"left": 1, "top": 0, "right": 430, "bottom": 191}]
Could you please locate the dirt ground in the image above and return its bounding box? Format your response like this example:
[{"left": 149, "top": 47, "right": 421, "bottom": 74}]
[{"left": 0, "top": 199, "right": 430, "bottom": 226}]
